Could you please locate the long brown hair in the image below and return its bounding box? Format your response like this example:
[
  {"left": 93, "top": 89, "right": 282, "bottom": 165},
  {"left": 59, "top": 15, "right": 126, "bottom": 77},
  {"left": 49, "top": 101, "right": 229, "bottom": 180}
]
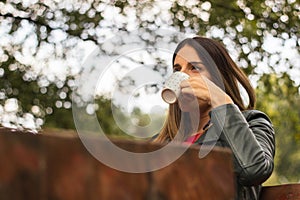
[{"left": 155, "top": 36, "right": 256, "bottom": 142}]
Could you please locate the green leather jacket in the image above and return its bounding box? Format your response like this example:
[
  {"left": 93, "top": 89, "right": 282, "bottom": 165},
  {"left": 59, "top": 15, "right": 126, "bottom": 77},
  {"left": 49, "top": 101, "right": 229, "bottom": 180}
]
[{"left": 196, "top": 104, "right": 275, "bottom": 200}]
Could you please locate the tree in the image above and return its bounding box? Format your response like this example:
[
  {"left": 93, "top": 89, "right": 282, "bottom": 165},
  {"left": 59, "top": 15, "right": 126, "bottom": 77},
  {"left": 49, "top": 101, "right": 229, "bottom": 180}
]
[{"left": 256, "top": 73, "right": 300, "bottom": 183}]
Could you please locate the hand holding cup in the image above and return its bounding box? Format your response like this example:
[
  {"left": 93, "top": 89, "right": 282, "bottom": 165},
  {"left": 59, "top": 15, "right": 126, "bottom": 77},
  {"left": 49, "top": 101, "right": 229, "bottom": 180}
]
[{"left": 161, "top": 72, "right": 190, "bottom": 104}]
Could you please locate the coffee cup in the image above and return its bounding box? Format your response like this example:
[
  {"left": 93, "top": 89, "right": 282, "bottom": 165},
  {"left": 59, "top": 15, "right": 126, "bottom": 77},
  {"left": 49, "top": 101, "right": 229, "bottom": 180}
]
[{"left": 161, "top": 72, "right": 190, "bottom": 104}]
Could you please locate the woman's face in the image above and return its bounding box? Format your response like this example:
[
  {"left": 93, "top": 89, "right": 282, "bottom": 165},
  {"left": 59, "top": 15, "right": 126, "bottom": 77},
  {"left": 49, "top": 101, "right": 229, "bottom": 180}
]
[
  {"left": 173, "top": 45, "right": 212, "bottom": 79},
  {"left": 173, "top": 45, "right": 213, "bottom": 112}
]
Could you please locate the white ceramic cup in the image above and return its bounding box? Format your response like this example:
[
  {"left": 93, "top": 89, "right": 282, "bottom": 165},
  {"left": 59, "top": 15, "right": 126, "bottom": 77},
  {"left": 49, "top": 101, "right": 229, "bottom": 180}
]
[{"left": 161, "top": 72, "right": 190, "bottom": 104}]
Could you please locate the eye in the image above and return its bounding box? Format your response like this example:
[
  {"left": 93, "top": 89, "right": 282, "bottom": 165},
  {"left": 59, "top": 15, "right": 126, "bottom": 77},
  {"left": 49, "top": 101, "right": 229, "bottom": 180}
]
[
  {"left": 173, "top": 65, "right": 181, "bottom": 72},
  {"left": 191, "top": 65, "right": 203, "bottom": 72}
]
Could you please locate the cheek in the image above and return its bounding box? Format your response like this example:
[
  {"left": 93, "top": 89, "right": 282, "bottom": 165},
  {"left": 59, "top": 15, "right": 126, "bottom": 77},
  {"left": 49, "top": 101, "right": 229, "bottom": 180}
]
[
  {"left": 200, "top": 71, "right": 213, "bottom": 81},
  {"left": 188, "top": 68, "right": 211, "bottom": 77},
  {"left": 188, "top": 71, "right": 201, "bottom": 77}
]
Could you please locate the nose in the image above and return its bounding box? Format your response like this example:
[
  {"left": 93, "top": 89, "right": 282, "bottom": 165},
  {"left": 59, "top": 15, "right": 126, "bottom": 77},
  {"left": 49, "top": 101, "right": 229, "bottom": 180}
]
[
  {"left": 179, "top": 66, "right": 192, "bottom": 76},
  {"left": 176, "top": 64, "right": 186, "bottom": 73}
]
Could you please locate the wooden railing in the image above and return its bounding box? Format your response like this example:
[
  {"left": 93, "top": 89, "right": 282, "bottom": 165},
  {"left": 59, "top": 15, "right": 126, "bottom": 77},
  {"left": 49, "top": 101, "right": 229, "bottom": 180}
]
[
  {"left": 0, "top": 128, "right": 299, "bottom": 200},
  {"left": 260, "top": 184, "right": 300, "bottom": 200}
]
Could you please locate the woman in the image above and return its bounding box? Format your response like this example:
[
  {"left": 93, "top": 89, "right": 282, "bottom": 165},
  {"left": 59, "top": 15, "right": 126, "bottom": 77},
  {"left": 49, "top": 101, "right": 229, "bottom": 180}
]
[{"left": 155, "top": 37, "right": 275, "bottom": 200}]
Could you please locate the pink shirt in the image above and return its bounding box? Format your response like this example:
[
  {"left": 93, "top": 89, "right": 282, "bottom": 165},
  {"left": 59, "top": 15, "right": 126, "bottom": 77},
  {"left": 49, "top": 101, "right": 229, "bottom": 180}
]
[{"left": 184, "top": 132, "right": 202, "bottom": 144}]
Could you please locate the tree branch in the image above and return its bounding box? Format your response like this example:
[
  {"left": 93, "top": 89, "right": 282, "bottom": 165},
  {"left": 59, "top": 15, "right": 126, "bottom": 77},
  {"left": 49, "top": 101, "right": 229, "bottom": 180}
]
[{"left": 0, "top": 13, "right": 99, "bottom": 45}]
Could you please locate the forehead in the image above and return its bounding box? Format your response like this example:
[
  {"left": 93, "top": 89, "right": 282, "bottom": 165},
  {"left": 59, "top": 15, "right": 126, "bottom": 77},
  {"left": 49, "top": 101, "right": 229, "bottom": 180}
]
[{"left": 174, "top": 45, "right": 201, "bottom": 63}]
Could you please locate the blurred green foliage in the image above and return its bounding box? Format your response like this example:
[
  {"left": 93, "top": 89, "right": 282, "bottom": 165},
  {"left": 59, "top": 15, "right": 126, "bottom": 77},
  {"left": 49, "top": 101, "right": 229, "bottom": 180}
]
[{"left": 256, "top": 73, "right": 300, "bottom": 184}]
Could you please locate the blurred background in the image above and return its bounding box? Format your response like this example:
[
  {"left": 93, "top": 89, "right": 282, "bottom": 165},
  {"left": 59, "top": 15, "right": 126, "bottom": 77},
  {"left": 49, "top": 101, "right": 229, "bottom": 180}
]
[{"left": 0, "top": 0, "right": 299, "bottom": 184}]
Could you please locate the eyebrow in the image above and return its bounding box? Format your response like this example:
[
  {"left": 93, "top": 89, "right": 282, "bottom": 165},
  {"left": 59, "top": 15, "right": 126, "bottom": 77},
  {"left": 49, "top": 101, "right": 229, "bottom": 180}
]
[
  {"left": 189, "top": 61, "right": 204, "bottom": 65},
  {"left": 173, "top": 62, "right": 203, "bottom": 67}
]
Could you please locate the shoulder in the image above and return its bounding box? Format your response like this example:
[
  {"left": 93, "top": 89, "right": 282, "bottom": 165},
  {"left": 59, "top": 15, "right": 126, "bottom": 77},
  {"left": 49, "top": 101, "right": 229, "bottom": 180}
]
[
  {"left": 242, "top": 109, "right": 274, "bottom": 131},
  {"left": 211, "top": 104, "right": 274, "bottom": 130},
  {"left": 242, "top": 109, "right": 272, "bottom": 123},
  {"left": 211, "top": 104, "right": 272, "bottom": 123}
]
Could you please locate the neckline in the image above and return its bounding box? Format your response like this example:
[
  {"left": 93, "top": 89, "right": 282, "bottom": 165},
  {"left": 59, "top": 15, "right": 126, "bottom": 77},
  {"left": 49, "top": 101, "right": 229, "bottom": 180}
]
[{"left": 185, "top": 121, "right": 213, "bottom": 144}]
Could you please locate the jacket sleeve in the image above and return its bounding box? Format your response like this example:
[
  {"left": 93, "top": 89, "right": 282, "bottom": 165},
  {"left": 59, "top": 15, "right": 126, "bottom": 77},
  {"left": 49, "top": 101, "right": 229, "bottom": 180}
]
[{"left": 209, "top": 104, "right": 275, "bottom": 186}]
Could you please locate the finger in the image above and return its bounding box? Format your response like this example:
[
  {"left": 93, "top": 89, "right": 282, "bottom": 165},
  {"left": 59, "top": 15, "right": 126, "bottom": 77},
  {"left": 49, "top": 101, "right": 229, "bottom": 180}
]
[
  {"left": 179, "top": 93, "right": 196, "bottom": 102},
  {"left": 200, "top": 75, "right": 219, "bottom": 90},
  {"left": 181, "top": 86, "right": 193, "bottom": 93},
  {"left": 181, "top": 87, "right": 209, "bottom": 102},
  {"left": 180, "top": 79, "right": 190, "bottom": 88},
  {"left": 178, "top": 90, "right": 198, "bottom": 104}
]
